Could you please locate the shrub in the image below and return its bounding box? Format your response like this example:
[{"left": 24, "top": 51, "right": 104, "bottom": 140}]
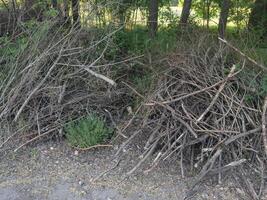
[{"left": 64, "top": 114, "right": 113, "bottom": 148}]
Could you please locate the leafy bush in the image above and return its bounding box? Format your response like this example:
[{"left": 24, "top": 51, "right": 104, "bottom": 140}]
[{"left": 65, "top": 115, "right": 113, "bottom": 148}]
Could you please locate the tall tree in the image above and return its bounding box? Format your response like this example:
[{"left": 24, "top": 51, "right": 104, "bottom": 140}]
[
  {"left": 218, "top": 0, "right": 230, "bottom": 38},
  {"left": 248, "top": 0, "right": 267, "bottom": 33},
  {"left": 180, "top": 0, "right": 192, "bottom": 26},
  {"left": 71, "top": 0, "right": 80, "bottom": 27},
  {"left": 148, "top": 0, "right": 159, "bottom": 38}
]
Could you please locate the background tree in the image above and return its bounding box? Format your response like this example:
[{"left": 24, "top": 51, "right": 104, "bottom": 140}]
[
  {"left": 71, "top": 0, "right": 80, "bottom": 27},
  {"left": 218, "top": 0, "right": 231, "bottom": 38},
  {"left": 180, "top": 0, "right": 192, "bottom": 26},
  {"left": 148, "top": 0, "right": 159, "bottom": 38},
  {"left": 248, "top": 0, "right": 267, "bottom": 35}
]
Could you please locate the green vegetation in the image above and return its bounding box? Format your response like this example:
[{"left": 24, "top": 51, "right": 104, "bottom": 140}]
[{"left": 65, "top": 115, "right": 113, "bottom": 148}]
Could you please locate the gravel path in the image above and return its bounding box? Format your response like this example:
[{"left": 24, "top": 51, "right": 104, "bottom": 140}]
[{"left": 0, "top": 140, "right": 253, "bottom": 200}]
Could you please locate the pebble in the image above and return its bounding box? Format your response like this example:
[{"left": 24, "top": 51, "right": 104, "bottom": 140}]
[
  {"left": 74, "top": 150, "right": 79, "bottom": 156},
  {"left": 78, "top": 180, "right": 83, "bottom": 186}
]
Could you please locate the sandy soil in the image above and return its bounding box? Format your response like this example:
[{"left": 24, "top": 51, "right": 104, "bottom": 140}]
[{"left": 0, "top": 137, "right": 256, "bottom": 200}]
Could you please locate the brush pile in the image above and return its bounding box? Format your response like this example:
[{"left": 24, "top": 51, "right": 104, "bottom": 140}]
[
  {"left": 0, "top": 22, "right": 130, "bottom": 151},
  {"left": 125, "top": 35, "right": 266, "bottom": 198}
]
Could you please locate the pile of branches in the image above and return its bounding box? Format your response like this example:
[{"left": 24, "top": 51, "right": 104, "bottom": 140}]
[
  {"left": 0, "top": 22, "right": 131, "bottom": 151},
  {"left": 125, "top": 36, "right": 267, "bottom": 199}
]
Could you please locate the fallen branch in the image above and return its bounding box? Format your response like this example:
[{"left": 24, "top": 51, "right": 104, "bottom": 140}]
[{"left": 84, "top": 68, "right": 116, "bottom": 86}]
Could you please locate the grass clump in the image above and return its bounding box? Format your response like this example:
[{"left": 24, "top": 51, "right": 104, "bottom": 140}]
[{"left": 65, "top": 114, "right": 113, "bottom": 148}]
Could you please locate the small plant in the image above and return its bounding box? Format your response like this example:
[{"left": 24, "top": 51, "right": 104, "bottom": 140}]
[{"left": 64, "top": 114, "right": 113, "bottom": 148}]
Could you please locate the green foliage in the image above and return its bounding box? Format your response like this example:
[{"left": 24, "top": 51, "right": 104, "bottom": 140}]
[
  {"left": 112, "top": 26, "right": 177, "bottom": 55},
  {"left": 0, "top": 35, "right": 29, "bottom": 82},
  {"left": 64, "top": 115, "right": 113, "bottom": 148},
  {"left": 44, "top": 8, "right": 59, "bottom": 18},
  {"left": 228, "top": 0, "right": 252, "bottom": 28},
  {"left": 192, "top": 0, "right": 219, "bottom": 25},
  {"left": 159, "top": 6, "right": 179, "bottom": 27},
  {"left": 132, "top": 73, "right": 153, "bottom": 94},
  {"left": 0, "top": 36, "right": 28, "bottom": 60}
]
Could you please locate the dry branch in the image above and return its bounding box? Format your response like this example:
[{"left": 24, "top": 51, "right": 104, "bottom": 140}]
[{"left": 262, "top": 96, "right": 267, "bottom": 157}]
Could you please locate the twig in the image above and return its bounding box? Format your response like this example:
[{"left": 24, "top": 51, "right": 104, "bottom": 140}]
[
  {"left": 105, "top": 109, "right": 127, "bottom": 139},
  {"left": 122, "top": 81, "right": 146, "bottom": 99},
  {"left": 0, "top": 125, "right": 28, "bottom": 149},
  {"left": 225, "top": 127, "right": 261, "bottom": 145},
  {"left": 91, "top": 159, "right": 121, "bottom": 183},
  {"left": 261, "top": 96, "right": 267, "bottom": 157},
  {"left": 71, "top": 144, "right": 113, "bottom": 151},
  {"left": 84, "top": 68, "right": 116, "bottom": 86},
  {"left": 126, "top": 138, "right": 160, "bottom": 176},
  {"left": 145, "top": 79, "right": 229, "bottom": 106},
  {"left": 115, "top": 130, "right": 141, "bottom": 157}
]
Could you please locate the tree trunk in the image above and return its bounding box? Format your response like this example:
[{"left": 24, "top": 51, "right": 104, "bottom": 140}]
[
  {"left": 63, "top": 0, "right": 70, "bottom": 18},
  {"left": 248, "top": 0, "right": 267, "bottom": 31},
  {"left": 180, "top": 0, "right": 192, "bottom": 26},
  {"left": 148, "top": 0, "right": 159, "bottom": 38},
  {"left": 206, "top": 0, "right": 211, "bottom": 29},
  {"left": 218, "top": 0, "right": 230, "bottom": 38},
  {"left": 52, "top": 0, "right": 58, "bottom": 9},
  {"left": 71, "top": 0, "right": 80, "bottom": 28}
]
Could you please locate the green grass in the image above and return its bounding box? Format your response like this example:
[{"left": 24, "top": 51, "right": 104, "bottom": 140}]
[{"left": 64, "top": 114, "right": 113, "bottom": 148}]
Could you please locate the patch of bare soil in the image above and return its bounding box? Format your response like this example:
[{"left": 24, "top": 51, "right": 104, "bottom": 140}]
[{"left": 0, "top": 137, "right": 258, "bottom": 200}]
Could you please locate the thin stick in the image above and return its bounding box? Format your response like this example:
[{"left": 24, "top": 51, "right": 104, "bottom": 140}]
[
  {"left": 261, "top": 96, "right": 267, "bottom": 157},
  {"left": 145, "top": 79, "right": 227, "bottom": 106},
  {"left": 115, "top": 130, "right": 141, "bottom": 157},
  {"left": 126, "top": 138, "right": 160, "bottom": 176},
  {"left": 91, "top": 159, "right": 121, "bottom": 182},
  {"left": 105, "top": 109, "right": 127, "bottom": 139},
  {"left": 71, "top": 144, "right": 112, "bottom": 151}
]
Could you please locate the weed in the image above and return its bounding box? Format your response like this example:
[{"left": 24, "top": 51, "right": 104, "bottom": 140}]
[
  {"left": 30, "top": 148, "right": 38, "bottom": 158},
  {"left": 64, "top": 114, "right": 113, "bottom": 148}
]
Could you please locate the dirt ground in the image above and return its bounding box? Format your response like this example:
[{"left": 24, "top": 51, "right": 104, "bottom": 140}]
[{"left": 0, "top": 137, "right": 261, "bottom": 200}]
